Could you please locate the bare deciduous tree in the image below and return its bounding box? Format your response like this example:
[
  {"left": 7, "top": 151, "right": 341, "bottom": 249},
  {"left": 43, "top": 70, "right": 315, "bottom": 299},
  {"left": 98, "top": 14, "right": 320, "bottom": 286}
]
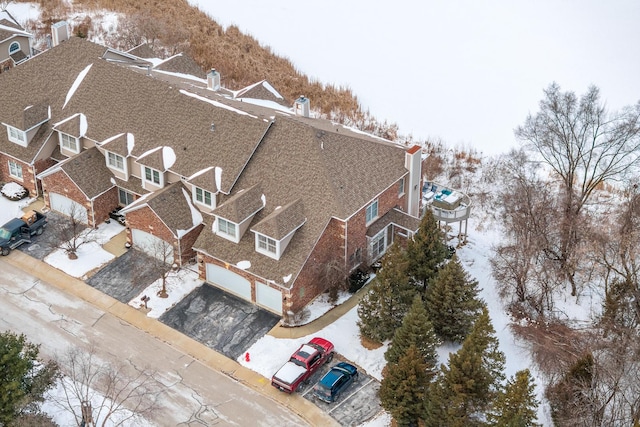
[
  {"left": 516, "top": 83, "right": 640, "bottom": 296},
  {"left": 55, "top": 204, "right": 98, "bottom": 260},
  {"left": 142, "top": 238, "right": 175, "bottom": 298},
  {"left": 53, "top": 346, "right": 161, "bottom": 427}
]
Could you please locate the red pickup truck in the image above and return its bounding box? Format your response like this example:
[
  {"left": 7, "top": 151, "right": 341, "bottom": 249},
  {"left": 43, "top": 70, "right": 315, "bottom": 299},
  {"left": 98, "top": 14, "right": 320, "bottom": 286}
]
[{"left": 271, "top": 337, "right": 335, "bottom": 393}]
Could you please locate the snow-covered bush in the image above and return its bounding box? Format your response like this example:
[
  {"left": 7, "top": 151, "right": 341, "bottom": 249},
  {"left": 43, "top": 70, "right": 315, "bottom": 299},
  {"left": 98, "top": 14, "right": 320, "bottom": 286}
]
[{"left": 1, "top": 182, "right": 29, "bottom": 201}]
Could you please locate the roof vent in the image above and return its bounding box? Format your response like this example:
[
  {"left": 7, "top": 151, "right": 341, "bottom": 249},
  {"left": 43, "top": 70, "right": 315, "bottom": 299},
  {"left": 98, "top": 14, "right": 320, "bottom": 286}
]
[{"left": 210, "top": 123, "right": 215, "bottom": 132}]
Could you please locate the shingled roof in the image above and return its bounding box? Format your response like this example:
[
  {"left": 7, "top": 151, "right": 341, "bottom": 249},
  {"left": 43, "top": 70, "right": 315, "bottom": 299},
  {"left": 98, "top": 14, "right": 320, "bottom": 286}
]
[
  {"left": 193, "top": 114, "right": 408, "bottom": 287},
  {"left": 251, "top": 199, "right": 305, "bottom": 240},
  {"left": 0, "top": 38, "right": 273, "bottom": 191},
  {"left": 46, "top": 146, "right": 115, "bottom": 199},
  {"left": 123, "top": 182, "right": 201, "bottom": 236},
  {"left": 213, "top": 184, "right": 264, "bottom": 223}
]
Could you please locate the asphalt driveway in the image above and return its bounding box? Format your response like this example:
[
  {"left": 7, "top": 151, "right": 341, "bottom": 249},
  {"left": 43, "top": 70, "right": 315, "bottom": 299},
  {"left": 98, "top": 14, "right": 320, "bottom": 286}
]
[
  {"left": 18, "top": 211, "right": 73, "bottom": 260},
  {"left": 160, "top": 284, "right": 280, "bottom": 360},
  {"left": 87, "top": 249, "right": 165, "bottom": 303},
  {"left": 300, "top": 355, "right": 382, "bottom": 426}
]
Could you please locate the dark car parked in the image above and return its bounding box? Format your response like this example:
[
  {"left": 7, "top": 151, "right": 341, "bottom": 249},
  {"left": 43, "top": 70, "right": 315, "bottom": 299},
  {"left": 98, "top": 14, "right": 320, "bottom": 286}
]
[{"left": 313, "top": 361, "right": 358, "bottom": 403}]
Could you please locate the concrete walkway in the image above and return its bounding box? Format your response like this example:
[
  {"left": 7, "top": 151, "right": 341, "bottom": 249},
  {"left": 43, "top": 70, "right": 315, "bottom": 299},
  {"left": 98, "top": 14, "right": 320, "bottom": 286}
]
[{"left": 269, "top": 288, "right": 369, "bottom": 339}]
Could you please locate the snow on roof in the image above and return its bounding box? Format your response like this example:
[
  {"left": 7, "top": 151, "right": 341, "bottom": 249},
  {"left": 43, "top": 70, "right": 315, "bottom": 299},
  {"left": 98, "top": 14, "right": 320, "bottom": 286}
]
[
  {"left": 179, "top": 89, "right": 258, "bottom": 118},
  {"left": 63, "top": 63, "right": 93, "bottom": 109},
  {"left": 187, "top": 166, "right": 214, "bottom": 181},
  {"left": 126, "top": 132, "right": 135, "bottom": 155},
  {"left": 283, "top": 273, "right": 292, "bottom": 283},
  {"left": 162, "top": 146, "right": 176, "bottom": 170},
  {"left": 152, "top": 68, "right": 207, "bottom": 84},
  {"left": 181, "top": 188, "right": 203, "bottom": 228},
  {"left": 236, "top": 260, "right": 251, "bottom": 270},
  {"left": 214, "top": 166, "right": 222, "bottom": 192},
  {"left": 137, "top": 145, "right": 162, "bottom": 160},
  {"left": 236, "top": 97, "right": 292, "bottom": 113}
]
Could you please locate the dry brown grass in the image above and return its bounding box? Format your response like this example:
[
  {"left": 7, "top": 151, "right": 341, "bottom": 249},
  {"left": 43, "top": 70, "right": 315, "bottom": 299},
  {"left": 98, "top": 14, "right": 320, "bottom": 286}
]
[
  {"left": 360, "top": 334, "right": 383, "bottom": 350},
  {"left": 25, "top": 0, "right": 362, "bottom": 118}
]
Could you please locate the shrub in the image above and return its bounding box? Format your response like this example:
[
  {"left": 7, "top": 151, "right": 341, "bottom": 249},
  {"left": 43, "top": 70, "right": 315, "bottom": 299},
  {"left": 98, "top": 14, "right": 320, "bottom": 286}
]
[{"left": 1, "top": 182, "right": 29, "bottom": 201}]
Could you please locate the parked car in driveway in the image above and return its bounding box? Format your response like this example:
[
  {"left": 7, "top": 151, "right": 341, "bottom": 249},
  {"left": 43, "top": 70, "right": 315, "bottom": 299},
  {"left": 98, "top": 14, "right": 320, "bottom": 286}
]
[
  {"left": 313, "top": 361, "right": 359, "bottom": 403},
  {"left": 0, "top": 210, "right": 48, "bottom": 256},
  {"left": 271, "top": 337, "right": 335, "bottom": 393}
]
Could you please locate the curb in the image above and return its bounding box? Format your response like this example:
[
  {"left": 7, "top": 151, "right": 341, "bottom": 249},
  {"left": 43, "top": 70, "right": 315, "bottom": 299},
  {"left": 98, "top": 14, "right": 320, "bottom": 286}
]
[{"left": 3, "top": 250, "right": 339, "bottom": 427}]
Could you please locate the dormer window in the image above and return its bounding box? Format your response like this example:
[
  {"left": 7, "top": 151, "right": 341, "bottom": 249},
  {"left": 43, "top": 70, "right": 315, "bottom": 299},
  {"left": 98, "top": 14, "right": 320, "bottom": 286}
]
[
  {"left": 217, "top": 218, "right": 237, "bottom": 239},
  {"left": 257, "top": 234, "right": 277, "bottom": 255},
  {"left": 7, "top": 126, "right": 26, "bottom": 146},
  {"left": 9, "top": 42, "right": 20, "bottom": 55},
  {"left": 143, "top": 166, "right": 161, "bottom": 186},
  {"left": 107, "top": 151, "right": 125, "bottom": 172},
  {"left": 366, "top": 199, "right": 379, "bottom": 224},
  {"left": 60, "top": 132, "right": 79, "bottom": 153},
  {"left": 194, "top": 187, "right": 213, "bottom": 207}
]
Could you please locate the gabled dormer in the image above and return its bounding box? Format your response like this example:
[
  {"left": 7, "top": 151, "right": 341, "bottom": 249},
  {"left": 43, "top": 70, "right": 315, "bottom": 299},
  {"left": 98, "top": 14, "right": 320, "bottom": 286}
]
[
  {"left": 100, "top": 133, "right": 135, "bottom": 180},
  {"left": 2, "top": 103, "right": 50, "bottom": 147},
  {"left": 251, "top": 199, "right": 306, "bottom": 260},
  {"left": 212, "top": 184, "right": 264, "bottom": 243},
  {"left": 187, "top": 167, "right": 217, "bottom": 212},
  {"left": 52, "top": 113, "right": 87, "bottom": 156},
  {"left": 137, "top": 146, "right": 176, "bottom": 191}
]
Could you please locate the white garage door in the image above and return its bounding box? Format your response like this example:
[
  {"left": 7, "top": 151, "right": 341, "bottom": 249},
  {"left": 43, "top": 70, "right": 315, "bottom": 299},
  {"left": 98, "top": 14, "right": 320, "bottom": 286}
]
[
  {"left": 206, "top": 263, "right": 252, "bottom": 301},
  {"left": 131, "top": 229, "right": 174, "bottom": 264},
  {"left": 49, "top": 193, "right": 88, "bottom": 223},
  {"left": 256, "top": 282, "right": 282, "bottom": 314}
]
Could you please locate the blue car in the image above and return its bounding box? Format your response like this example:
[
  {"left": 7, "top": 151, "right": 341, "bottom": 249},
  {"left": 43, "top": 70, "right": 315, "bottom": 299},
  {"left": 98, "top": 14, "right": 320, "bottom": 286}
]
[{"left": 313, "top": 362, "right": 359, "bottom": 403}]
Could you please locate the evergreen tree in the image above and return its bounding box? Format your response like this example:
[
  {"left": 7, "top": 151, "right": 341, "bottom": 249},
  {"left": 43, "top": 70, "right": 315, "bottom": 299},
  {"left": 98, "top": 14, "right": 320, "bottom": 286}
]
[
  {"left": 405, "top": 208, "right": 448, "bottom": 290},
  {"left": 425, "top": 307, "right": 506, "bottom": 426},
  {"left": 379, "top": 345, "right": 429, "bottom": 427},
  {"left": 425, "top": 255, "right": 484, "bottom": 342},
  {"left": 358, "top": 243, "right": 417, "bottom": 342},
  {"left": 489, "top": 369, "right": 540, "bottom": 427},
  {"left": 0, "top": 331, "right": 59, "bottom": 425},
  {"left": 546, "top": 352, "right": 595, "bottom": 426},
  {"left": 385, "top": 294, "right": 440, "bottom": 379}
]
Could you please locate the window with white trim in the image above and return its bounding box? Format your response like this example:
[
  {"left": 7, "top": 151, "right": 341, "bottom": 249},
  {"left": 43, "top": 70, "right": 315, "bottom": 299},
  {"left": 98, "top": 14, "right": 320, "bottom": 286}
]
[
  {"left": 371, "top": 231, "right": 386, "bottom": 260},
  {"left": 398, "top": 177, "right": 405, "bottom": 195},
  {"left": 9, "top": 42, "right": 19, "bottom": 54},
  {"left": 118, "top": 188, "right": 134, "bottom": 206},
  {"left": 8, "top": 160, "right": 23, "bottom": 179},
  {"left": 107, "top": 152, "right": 125, "bottom": 171},
  {"left": 365, "top": 199, "right": 379, "bottom": 224},
  {"left": 217, "top": 218, "right": 237, "bottom": 239},
  {"left": 257, "top": 234, "right": 277, "bottom": 254},
  {"left": 7, "top": 126, "right": 26, "bottom": 145},
  {"left": 59, "top": 133, "right": 79, "bottom": 153},
  {"left": 194, "top": 187, "right": 213, "bottom": 207},
  {"left": 143, "top": 166, "right": 161, "bottom": 185}
]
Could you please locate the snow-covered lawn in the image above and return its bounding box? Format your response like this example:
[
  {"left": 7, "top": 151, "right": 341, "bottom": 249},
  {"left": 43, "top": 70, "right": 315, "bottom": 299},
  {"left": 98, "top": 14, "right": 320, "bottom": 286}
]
[
  {"left": 128, "top": 267, "right": 203, "bottom": 318},
  {"left": 0, "top": 192, "right": 34, "bottom": 225},
  {"left": 43, "top": 221, "right": 124, "bottom": 279}
]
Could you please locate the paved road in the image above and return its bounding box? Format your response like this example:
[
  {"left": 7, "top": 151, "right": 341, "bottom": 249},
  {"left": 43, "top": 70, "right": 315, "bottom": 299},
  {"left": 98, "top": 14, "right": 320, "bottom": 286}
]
[{"left": 0, "top": 258, "right": 308, "bottom": 427}]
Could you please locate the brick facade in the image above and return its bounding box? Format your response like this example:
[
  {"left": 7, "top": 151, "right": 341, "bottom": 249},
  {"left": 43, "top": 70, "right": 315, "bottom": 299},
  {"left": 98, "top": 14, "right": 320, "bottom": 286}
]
[
  {"left": 125, "top": 205, "right": 176, "bottom": 247},
  {"left": 286, "top": 217, "right": 346, "bottom": 313},
  {"left": 345, "top": 180, "right": 405, "bottom": 268},
  {"left": 0, "top": 154, "right": 33, "bottom": 194},
  {"left": 41, "top": 170, "right": 117, "bottom": 228},
  {"left": 126, "top": 205, "right": 204, "bottom": 266}
]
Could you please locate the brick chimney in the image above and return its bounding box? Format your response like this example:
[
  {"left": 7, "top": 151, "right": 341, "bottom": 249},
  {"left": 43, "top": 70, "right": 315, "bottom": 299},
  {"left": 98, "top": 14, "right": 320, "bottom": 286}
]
[
  {"left": 207, "top": 68, "right": 220, "bottom": 91},
  {"left": 293, "top": 95, "right": 310, "bottom": 117}
]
